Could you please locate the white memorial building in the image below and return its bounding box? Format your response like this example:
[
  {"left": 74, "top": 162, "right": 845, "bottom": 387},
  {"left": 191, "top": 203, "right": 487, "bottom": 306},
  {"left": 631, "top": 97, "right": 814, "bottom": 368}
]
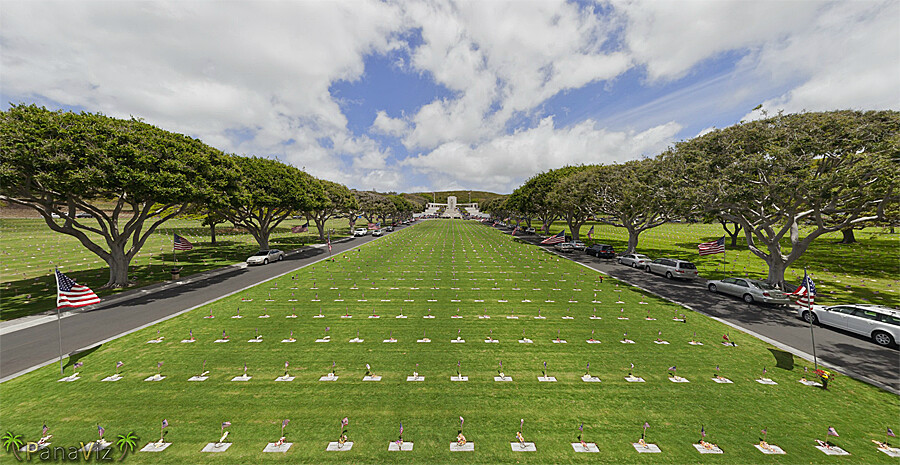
[{"left": 417, "top": 196, "right": 488, "bottom": 219}]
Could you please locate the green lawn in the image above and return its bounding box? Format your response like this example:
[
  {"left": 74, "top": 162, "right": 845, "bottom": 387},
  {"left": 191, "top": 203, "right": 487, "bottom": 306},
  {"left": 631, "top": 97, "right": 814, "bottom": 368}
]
[
  {"left": 1, "top": 220, "right": 896, "bottom": 464},
  {"left": 530, "top": 221, "right": 900, "bottom": 307},
  {"left": 0, "top": 217, "right": 351, "bottom": 320}
]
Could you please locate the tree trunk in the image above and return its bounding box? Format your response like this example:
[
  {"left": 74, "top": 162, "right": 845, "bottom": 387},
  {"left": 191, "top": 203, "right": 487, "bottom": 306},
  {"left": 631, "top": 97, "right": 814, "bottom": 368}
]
[
  {"left": 765, "top": 256, "right": 789, "bottom": 291},
  {"left": 315, "top": 218, "right": 326, "bottom": 241},
  {"left": 625, "top": 228, "right": 640, "bottom": 254},
  {"left": 839, "top": 228, "right": 856, "bottom": 244},
  {"left": 209, "top": 223, "right": 217, "bottom": 245},
  {"left": 258, "top": 229, "right": 270, "bottom": 250},
  {"left": 104, "top": 247, "right": 133, "bottom": 288}
]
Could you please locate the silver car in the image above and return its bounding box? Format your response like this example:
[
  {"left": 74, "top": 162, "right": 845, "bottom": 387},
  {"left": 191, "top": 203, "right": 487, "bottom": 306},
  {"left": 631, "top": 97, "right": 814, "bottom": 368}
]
[
  {"left": 645, "top": 258, "right": 699, "bottom": 280},
  {"left": 707, "top": 277, "right": 791, "bottom": 305},
  {"left": 799, "top": 304, "right": 899, "bottom": 347},
  {"left": 617, "top": 253, "right": 651, "bottom": 268},
  {"left": 246, "top": 249, "right": 284, "bottom": 265}
]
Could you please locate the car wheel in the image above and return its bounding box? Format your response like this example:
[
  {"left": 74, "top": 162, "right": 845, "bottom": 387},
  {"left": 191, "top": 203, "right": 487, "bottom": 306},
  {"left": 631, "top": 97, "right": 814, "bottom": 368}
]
[
  {"left": 872, "top": 331, "right": 895, "bottom": 347},
  {"left": 742, "top": 294, "right": 754, "bottom": 304},
  {"left": 802, "top": 311, "right": 818, "bottom": 325},
  {"left": 263, "top": 258, "right": 268, "bottom": 265},
  {"left": 617, "top": 258, "right": 623, "bottom": 264},
  {"left": 665, "top": 271, "right": 673, "bottom": 279},
  {"left": 278, "top": 255, "right": 283, "bottom": 261},
  {"left": 645, "top": 266, "right": 651, "bottom": 273},
  {"left": 708, "top": 284, "right": 717, "bottom": 293}
]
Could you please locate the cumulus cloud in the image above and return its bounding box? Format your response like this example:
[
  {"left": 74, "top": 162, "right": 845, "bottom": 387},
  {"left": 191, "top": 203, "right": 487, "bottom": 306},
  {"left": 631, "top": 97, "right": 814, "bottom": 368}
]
[
  {"left": 403, "top": 116, "right": 681, "bottom": 192},
  {"left": 370, "top": 110, "right": 409, "bottom": 137}
]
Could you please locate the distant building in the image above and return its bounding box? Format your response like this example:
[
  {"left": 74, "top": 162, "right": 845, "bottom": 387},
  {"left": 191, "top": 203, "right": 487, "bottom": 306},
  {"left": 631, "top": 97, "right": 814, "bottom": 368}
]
[{"left": 416, "top": 196, "right": 488, "bottom": 219}]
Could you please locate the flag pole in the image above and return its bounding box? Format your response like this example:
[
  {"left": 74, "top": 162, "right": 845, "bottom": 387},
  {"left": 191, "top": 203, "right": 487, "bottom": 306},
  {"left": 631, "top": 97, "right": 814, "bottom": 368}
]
[
  {"left": 807, "top": 269, "right": 819, "bottom": 371},
  {"left": 54, "top": 269, "right": 64, "bottom": 374}
]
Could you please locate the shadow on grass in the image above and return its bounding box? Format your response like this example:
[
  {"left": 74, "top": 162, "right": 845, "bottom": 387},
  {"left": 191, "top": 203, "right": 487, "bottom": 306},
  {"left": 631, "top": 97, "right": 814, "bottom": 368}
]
[
  {"left": 62, "top": 344, "right": 102, "bottom": 371},
  {"left": 767, "top": 348, "right": 795, "bottom": 371}
]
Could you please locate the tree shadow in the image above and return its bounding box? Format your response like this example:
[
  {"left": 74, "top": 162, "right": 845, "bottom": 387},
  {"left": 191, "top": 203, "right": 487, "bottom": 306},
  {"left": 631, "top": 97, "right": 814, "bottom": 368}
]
[{"left": 767, "top": 348, "right": 795, "bottom": 371}]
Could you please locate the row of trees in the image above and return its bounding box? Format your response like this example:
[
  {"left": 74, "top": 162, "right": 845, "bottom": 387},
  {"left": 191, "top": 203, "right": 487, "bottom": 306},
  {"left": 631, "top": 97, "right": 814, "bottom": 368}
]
[
  {"left": 494, "top": 110, "right": 899, "bottom": 289},
  {"left": 0, "top": 104, "right": 419, "bottom": 288}
]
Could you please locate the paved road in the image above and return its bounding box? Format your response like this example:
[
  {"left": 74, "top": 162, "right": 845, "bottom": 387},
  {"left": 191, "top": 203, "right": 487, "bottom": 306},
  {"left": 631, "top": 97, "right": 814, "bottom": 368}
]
[
  {"left": 0, "top": 227, "right": 404, "bottom": 381},
  {"left": 507, "top": 229, "right": 899, "bottom": 394}
]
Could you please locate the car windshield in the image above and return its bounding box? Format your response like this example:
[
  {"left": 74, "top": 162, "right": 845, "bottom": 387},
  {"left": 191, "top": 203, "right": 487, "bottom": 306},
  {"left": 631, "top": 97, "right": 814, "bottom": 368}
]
[
  {"left": 254, "top": 251, "right": 269, "bottom": 256},
  {"left": 635, "top": 255, "right": 649, "bottom": 259}
]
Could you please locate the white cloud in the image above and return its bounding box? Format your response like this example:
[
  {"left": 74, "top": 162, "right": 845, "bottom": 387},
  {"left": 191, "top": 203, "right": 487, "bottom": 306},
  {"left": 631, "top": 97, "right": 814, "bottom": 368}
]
[
  {"left": 403, "top": 116, "right": 681, "bottom": 192},
  {"left": 370, "top": 110, "right": 409, "bottom": 137}
]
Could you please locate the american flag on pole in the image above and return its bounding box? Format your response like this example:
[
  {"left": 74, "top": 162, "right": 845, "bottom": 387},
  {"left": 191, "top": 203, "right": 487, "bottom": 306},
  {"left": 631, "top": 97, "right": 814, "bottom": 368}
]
[
  {"left": 291, "top": 223, "right": 309, "bottom": 233},
  {"left": 541, "top": 230, "right": 566, "bottom": 245},
  {"left": 698, "top": 236, "right": 725, "bottom": 255},
  {"left": 790, "top": 270, "right": 816, "bottom": 306},
  {"left": 174, "top": 234, "right": 194, "bottom": 251},
  {"left": 367, "top": 223, "right": 377, "bottom": 230},
  {"left": 327, "top": 237, "right": 332, "bottom": 252},
  {"left": 55, "top": 269, "right": 101, "bottom": 308},
  {"left": 587, "top": 225, "right": 594, "bottom": 240}
]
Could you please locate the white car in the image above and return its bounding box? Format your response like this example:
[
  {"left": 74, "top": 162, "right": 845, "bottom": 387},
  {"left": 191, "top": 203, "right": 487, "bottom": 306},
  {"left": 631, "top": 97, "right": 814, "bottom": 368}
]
[
  {"left": 645, "top": 258, "right": 699, "bottom": 280},
  {"left": 617, "top": 253, "right": 651, "bottom": 268},
  {"left": 246, "top": 249, "right": 284, "bottom": 265},
  {"left": 799, "top": 304, "right": 899, "bottom": 347},
  {"left": 372, "top": 229, "right": 384, "bottom": 237},
  {"left": 353, "top": 228, "right": 368, "bottom": 237}
]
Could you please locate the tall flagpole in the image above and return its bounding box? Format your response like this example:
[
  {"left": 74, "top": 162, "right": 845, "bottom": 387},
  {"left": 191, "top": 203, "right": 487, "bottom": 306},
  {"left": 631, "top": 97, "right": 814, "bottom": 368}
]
[
  {"left": 807, "top": 268, "right": 819, "bottom": 371},
  {"left": 54, "top": 269, "right": 64, "bottom": 374}
]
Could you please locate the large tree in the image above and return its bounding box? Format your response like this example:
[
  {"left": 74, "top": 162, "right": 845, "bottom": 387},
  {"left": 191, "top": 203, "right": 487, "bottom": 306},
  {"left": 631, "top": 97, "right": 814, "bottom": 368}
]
[
  {"left": 584, "top": 158, "right": 681, "bottom": 254},
  {"left": 306, "top": 180, "right": 356, "bottom": 241},
  {"left": 669, "top": 110, "right": 899, "bottom": 288},
  {"left": 508, "top": 166, "right": 581, "bottom": 234},
  {"left": 0, "top": 104, "right": 237, "bottom": 288},
  {"left": 220, "top": 156, "right": 324, "bottom": 250},
  {"left": 547, "top": 166, "right": 593, "bottom": 240}
]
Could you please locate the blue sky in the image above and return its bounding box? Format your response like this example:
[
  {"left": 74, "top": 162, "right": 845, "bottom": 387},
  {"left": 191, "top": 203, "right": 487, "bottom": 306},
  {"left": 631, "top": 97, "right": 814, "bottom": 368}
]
[{"left": 2, "top": 0, "right": 897, "bottom": 193}]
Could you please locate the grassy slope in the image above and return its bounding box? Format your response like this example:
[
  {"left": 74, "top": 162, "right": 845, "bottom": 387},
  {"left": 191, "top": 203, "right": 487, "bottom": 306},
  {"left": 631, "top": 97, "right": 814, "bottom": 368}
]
[
  {"left": 0, "top": 220, "right": 896, "bottom": 464},
  {"left": 528, "top": 220, "right": 900, "bottom": 308},
  {"left": 0, "top": 217, "right": 350, "bottom": 320}
]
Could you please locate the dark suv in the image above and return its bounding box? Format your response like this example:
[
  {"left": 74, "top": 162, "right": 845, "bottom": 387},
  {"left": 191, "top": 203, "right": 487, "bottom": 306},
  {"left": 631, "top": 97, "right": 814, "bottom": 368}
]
[{"left": 586, "top": 244, "right": 616, "bottom": 259}]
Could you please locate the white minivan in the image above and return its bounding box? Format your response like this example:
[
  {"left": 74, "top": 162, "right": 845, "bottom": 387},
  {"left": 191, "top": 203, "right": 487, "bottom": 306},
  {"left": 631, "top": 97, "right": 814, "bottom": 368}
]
[
  {"left": 353, "top": 228, "right": 368, "bottom": 237},
  {"left": 799, "top": 304, "right": 899, "bottom": 347}
]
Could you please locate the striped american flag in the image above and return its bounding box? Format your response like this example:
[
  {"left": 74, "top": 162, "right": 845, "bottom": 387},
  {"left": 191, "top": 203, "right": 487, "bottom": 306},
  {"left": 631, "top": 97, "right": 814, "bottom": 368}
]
[
  {"left": 291, "top": 223, "right": 309, "bottom": 233},
  {"left": 174, "top": 234, "right": 194, "bottom": 251},
  {"left": 790, "top": 270, "right": 816, "bottom": 306},
  {"left": 698, "top": 236, "right": 725, "bottom": 255},
  {"left": 541, "top": 230, "right": 566, "bottom": 245},
  {"left": 56, "top": 269, "right": 101, "bottom": 308}
]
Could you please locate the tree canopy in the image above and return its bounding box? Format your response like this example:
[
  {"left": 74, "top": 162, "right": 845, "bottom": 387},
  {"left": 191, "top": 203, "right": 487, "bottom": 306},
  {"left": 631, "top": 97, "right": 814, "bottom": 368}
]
[{"left": 0, "top": 104, "right": 238, "bottom": 287}]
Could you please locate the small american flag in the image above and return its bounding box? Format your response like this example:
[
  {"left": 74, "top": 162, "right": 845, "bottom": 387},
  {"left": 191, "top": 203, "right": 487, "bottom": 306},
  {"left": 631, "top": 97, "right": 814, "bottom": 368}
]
[
  {"left": 888, "top": 427, "right": 895, "bottom": 437},
  {"left": 43, "top": 424, "right": 48, "bottom": 436},
  {"left": 698, "top": 236, "right": 725, "bottom": 255},
  {"left": 55, "top": 269, "right": 100, "bottom": 308},
  {"left": 162, "top": 419, "right": 169, "bottom": 429},
  {"left": 222, "top": 421, "right": 231, "bottom": 430},
  {"left": 74, "top": 361, "right": 83, "bottom": 369},
  {"left": 701, "top": 426, "right": 706, "bottom": 437},
  {"left": 790, "top": 270, "right": 816, "bottom": 307},
  {"left": 98, "top": 425, "right": 105, "bottom": 437},
  {"left": 541, "top": 230, "right": 566, "bottom": 245},
  {"left": 827, "top": 426, "right": 839, "bottom": 437},
  {"left": 116, "top": 361, "right": 123, "bottom": 369},
  {"left": 282, "top": 419, "right": 290, "bottom": 428},
  {"left": 291, "top": 223, "right": 309, "bottom": 233},
  {"left": 341, "top": 417, "right": 349, "bottom": 427},
  {"left": 174, "top": 234, "right": 194, "bottom": 251}
]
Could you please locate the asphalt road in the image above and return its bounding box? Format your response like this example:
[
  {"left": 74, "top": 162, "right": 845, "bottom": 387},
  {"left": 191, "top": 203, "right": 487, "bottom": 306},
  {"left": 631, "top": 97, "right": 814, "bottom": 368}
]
[
  {"left": 509, "top": 229, "right": 899, "bottom": 394},
  {"left": 0, "top": 227, "right": 400, "bottom": 381}
]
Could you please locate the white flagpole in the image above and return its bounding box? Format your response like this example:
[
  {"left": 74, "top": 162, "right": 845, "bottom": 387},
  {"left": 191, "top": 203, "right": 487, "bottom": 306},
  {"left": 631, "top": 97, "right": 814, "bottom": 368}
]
[
  {"left": 807, "top": 268, "right": 819, "bottom": 371},
  {"left": 55, "top": 269, "right": 64, "bottom": 374}
]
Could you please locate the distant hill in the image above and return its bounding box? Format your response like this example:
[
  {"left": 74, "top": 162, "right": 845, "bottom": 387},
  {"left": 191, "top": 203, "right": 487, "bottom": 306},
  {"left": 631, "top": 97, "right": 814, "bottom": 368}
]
[{"left": 408, "top": 190, "right": 505, "bottom": 205}]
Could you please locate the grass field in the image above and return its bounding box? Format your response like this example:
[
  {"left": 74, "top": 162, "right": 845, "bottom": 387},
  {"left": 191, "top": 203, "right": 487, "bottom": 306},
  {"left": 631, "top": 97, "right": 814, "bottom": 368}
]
[
  {"left": 0, "top": 217, "right": 351, "bottom": 320},
  {"left": 532, "top": 221, "right": 900, "bottom": 308},
  {"left": 1, "top": 220, "right": 897, "bottom": 464}
]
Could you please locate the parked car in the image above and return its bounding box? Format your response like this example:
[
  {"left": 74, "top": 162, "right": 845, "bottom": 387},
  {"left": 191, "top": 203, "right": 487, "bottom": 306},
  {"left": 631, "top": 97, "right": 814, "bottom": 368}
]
[
  {"left": 353, "top": 228, "right": 368, "bottom": 237},
  {"left": 645, "top": 258, "right": 699, "bottom": 280},
  {"left": 618, "top": 253, "right": 651, "bottom": 268},
  {"left": 525, "top": 227, "right": 536, "bottom": 234},
  {"left": 585, "top": 244, "right": 616, "bottom": 259},
  {"left": 372, "top": 229, "right": 385, "bottom": 237},
  {"left": 554, "top": 242, "right": 575, "bottom": 253},
  {"left": 570, "top": 240, "right": 586, "bottom": 250},
  {"left": 246, "top": 249, "right": 284, "bottom": 265},
  {"left": 707, "top": 277, "right": 791, "bottom": 305},
  {"left": 385, "top": 225, "right": 394, "bottom": 232},
  {"left": 75, "top": 212, "right": 93, "bottom": 218},
  {"left": 799, "top": 304, "right": 900, "bottom": 347}
]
